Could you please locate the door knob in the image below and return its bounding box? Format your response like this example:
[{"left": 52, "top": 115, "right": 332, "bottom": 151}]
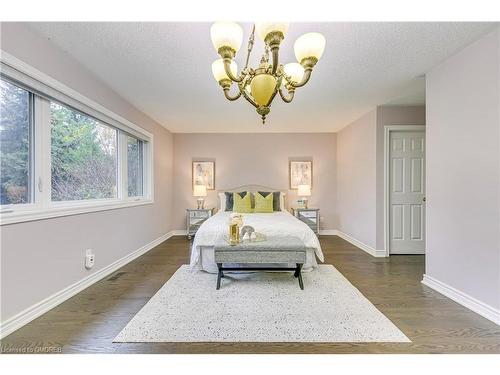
[{"left": 423, "top": 197, "right": 426, "bottom": 202}]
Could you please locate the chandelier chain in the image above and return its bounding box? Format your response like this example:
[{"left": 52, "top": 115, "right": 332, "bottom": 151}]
[{"left": 244, "top": 25, "right": 255, "bottom": 70}]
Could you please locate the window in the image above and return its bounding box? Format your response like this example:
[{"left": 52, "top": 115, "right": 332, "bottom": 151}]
[
  {"left": 0, "top": 80, "right": 32, "bottom": 205},
  {"left": 51, "top": 102, "right": 118, "bottom": 201},
  {"left": 127, "top": 136, "right": 143, "bottom": 197},
  {"left": 0, "top": 59, "right": 153, "bottom": 225}
]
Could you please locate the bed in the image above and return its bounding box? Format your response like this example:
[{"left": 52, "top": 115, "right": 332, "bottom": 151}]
[{"left": 189, "top": 185, "right": 324, "bottom": 273}]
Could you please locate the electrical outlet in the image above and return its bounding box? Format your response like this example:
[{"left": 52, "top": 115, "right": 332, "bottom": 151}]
[{"left": 85, "top": 249, "right": 95, "bottom": 269}]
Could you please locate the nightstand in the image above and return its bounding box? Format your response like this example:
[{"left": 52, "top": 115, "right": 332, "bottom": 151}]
[
  {"left": 186, "top": 208, "right": 214, "bottom": 240},
  {"left": 292, "top": 208, "right": 320, "bottom": 235}
]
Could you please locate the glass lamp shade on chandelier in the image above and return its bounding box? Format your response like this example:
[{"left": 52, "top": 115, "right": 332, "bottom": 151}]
[{"left": 210, "top": 22, "right": 326, "bottom": 124}]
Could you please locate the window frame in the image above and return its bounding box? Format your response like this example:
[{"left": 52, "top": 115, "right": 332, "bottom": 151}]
[
  {"left": 0, "top": 80, "right": 35, "bottom": 210},
  {"left": 125, "top": 134, "right": 144, "bottom": 199},
  {"left": 0, "top": 52, "right": 154, "bottom": 225}
]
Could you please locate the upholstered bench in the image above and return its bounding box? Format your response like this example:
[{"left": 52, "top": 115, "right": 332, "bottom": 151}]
[{"left": 213, "top": 236, "right": 307, "bottom": 290}]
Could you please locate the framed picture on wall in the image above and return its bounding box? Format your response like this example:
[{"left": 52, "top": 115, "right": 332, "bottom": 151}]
[
  {"left": 289, "top": 160, "right": 312, "bottom": 189},
  {"left": 192, "top": 161, "right": 215, "bottom": 190}
]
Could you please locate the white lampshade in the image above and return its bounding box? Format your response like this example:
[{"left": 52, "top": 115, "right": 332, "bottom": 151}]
[
  {"left": 210, "top": 22, "right": 243, "bottom": 52},
  {"left": 294, "top": 32, "right": 326, "bottom": 62},
  {"left": 193, "top": 185, "right": 207, "bottom": 197},
  {"left": 211, "top": 59, "right": 237, "bottom": 82},
  {"left": 297, "top": 184, "right": 311, "bottom": 197},
  {"left": 283, "top": 63, "right": 305, "bottom": 84},
  {"left": 255, "top": 22, "right": 289, "bottom": 41}
]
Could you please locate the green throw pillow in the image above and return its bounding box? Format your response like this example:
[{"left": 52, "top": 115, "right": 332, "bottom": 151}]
[
  {"left": 233, "top": 192, "right": 253, "bottom": 213},
  {"left": 254, "top": 192, "right": 273, "bottom": 213}
]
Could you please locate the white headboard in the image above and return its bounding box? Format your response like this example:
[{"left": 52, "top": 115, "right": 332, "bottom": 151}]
[
  {"left": 218, "top": 184, "right": 285, "bottom": 194},
  {"left": 217, "top": 185, "right": 287, "bottom": 210}
]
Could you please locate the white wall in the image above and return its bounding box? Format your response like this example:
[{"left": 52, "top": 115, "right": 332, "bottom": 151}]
[
  {"left": 0, "top": 23, "right": 175, "bottom": 322},
  {"left": 425, "top": 28, "right": 500, "bottom": 313},
  {"left": 336, "top": 109, "right": 377, "bottom": 248},
  {"left": 172, "top": 133, "right": 338, "bottom": 231}
]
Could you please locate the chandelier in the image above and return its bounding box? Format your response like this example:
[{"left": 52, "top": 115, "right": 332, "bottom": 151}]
[{"left": 210, "top": 22, "right": 326, "bottom": 124}]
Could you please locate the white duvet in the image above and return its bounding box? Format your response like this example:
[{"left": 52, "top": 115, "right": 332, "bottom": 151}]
[{"left": 190, "top": 210, "right": 324, "bottom": 273}]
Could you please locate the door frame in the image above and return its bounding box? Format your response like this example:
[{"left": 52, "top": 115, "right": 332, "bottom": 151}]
[{"left": 383, "top": 125, "right": 426, "bottom": 256}]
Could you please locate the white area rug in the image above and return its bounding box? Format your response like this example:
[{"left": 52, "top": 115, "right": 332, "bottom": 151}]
[{"left": 114, "top": 265, "right": 410, "bottom": 343}]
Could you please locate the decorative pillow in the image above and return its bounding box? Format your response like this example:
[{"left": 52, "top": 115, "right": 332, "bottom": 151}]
[
  {"left": 218, "top": 193, "right": 226, "bottom": 211},
  {"left": 233, "top": 192, "right": 253, "bottom": 213},
  {"left": 224, "top": 192, "right": 232, "bottom": 211},
  {"left": 254, "top": 192, "right": 274, "bottom": 213},
  {"left": 225, "top": 191, "right": 248, "bottom": 211},
  {"left": 258, "top": 191, "right": 281, "bottom": 211}
]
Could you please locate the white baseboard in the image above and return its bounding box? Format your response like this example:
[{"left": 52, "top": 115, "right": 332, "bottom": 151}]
[
  {"left": 334, "top": 230, "right": 387, "bottom": 257},
  {"left": 318, "top": 229, "right": 337, "bottom": 235},
  {"left": 422, "top": 274, "right": 500, "bottom": 326},
  {"left": 172, "top": 229, "right": 188, "bottom": 236},
  {"left": 0, "top": 230, "right": 177, "bottom": 339}
]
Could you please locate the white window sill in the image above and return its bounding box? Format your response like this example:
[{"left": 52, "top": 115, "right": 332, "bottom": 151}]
[{"left": 0, "top": 198, "right": 153, "bottom": 226}]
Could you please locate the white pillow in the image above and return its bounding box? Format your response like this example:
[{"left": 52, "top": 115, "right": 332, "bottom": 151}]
[
  {"left": 218, "top": 192, "right": 226, "bottom": 211},
  {"left": 279, "top": 192, "right": 285, "bottom": 211}
]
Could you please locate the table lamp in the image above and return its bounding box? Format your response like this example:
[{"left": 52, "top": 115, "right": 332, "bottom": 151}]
[
  {"left": 193, "top": 184, "right": 207, "bottom": 209},
  {"left": 297, "top": 184, "right": 311, "bottom": 209}
]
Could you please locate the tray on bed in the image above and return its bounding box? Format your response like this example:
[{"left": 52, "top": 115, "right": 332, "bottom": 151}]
[{"left": 222, "top": 232, "right": 267, "bottom": 245}]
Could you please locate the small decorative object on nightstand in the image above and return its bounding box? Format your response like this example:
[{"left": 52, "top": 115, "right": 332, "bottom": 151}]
[
  {"left": 186, "top": 208, "right": 214, "bottom": 239},
  {"left": 193, "top": 184, "right": 207, "bottom": 209},
  {"left": 292, "top": 207, "right": 319, "bottom": 235}
]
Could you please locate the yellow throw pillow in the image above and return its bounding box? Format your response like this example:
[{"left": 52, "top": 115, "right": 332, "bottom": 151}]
[
  {"left": 254, "top": 192, "right": 273, "bottom": 213},
  {"left": 233, "top": 192, "right": 253, "bottom": 213}
]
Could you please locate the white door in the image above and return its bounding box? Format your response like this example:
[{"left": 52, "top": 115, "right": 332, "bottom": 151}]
[{"left": 389, "top": 130, "right": 425, "bottom": 254}]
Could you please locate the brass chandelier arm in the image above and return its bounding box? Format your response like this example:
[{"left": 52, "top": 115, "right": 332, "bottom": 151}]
[
  {"left": 264, "top": 31, "right": 284, "bottom": 75},
  {"left": 288, "top": 57, "right": 318, "bottom": 88},
  {"left": 223, "top": 58, "right": 244, "bottom": 83},
  {"left": 279, "top": 88, "right": 295, "bottom": 103},
  {"left": 219, "top": 79, "right": 242, "bottom": 101},
  {"left": 270, "top": 47, "right": 279, "bottom": 75},
  {"left": 223, "top": 87, "right": 242, "bottom": 101},
  {"left": 288, "top": 68, "right": 313, "bottom": 88}
]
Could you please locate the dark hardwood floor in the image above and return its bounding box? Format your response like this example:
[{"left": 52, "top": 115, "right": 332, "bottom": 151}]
[{"left": 2, "top": 235, "right": 499, "bottom": 354}]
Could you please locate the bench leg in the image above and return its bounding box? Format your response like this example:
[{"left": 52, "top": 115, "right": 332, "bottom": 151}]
[
  {"left": 296, "top": 263, "right": 304, "bottom": 290},
  {"left": 216, "top": 263, "right": 223, "bottom": 290}
]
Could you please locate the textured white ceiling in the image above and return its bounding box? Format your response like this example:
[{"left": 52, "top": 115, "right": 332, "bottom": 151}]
[{"left": 29, "top": 22, "right": 496, "bottom": 132}]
